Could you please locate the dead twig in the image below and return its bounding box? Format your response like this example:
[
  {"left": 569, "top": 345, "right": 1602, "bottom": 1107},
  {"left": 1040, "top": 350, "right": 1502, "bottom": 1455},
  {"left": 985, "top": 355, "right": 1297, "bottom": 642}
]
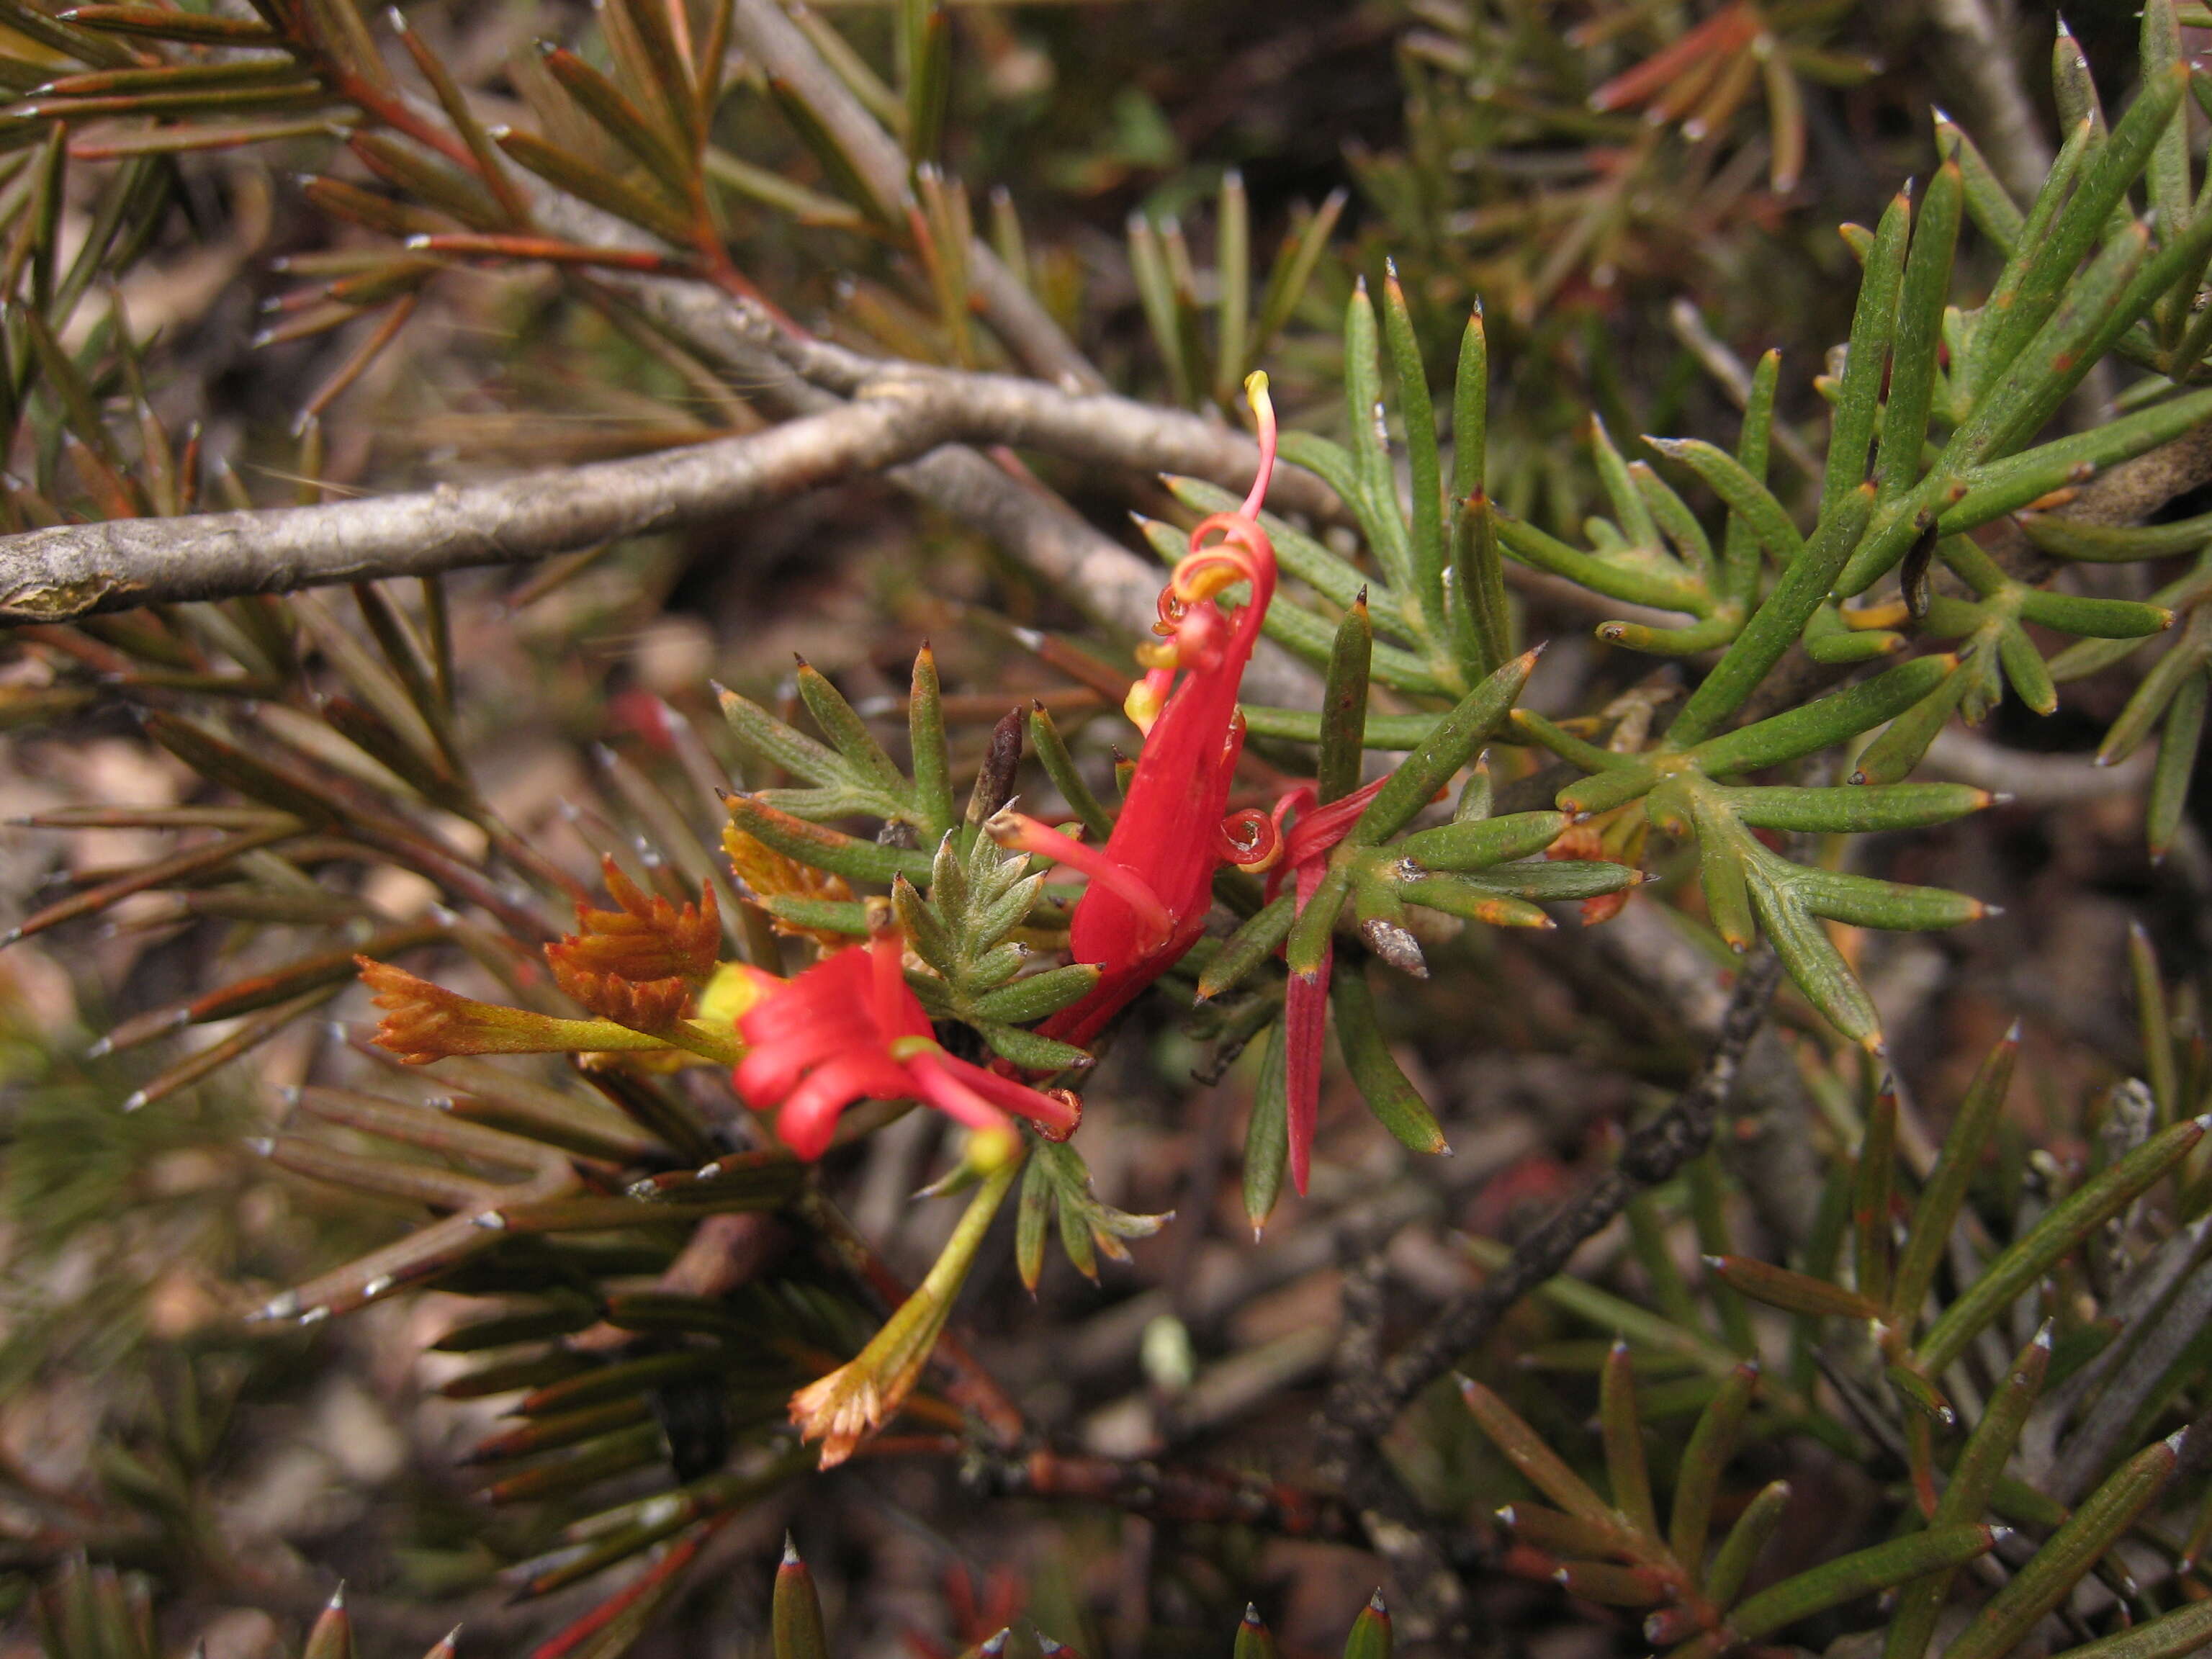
[{"left": 1313, "top": 948, "right": 1783, "bottom": 1642}]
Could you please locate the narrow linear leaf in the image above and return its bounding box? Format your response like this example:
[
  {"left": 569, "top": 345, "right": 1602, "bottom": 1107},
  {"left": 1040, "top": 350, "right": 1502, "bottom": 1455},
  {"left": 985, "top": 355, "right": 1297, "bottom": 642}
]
[
  {"left": 1728, "top": 1525, "right": 1997, "bottom": 1641},
  {"left": 1917, "top": 1115, "right": 2208, "bottom": 1375},
  {"left": 1941, "top": 1433, "right": 2181, "bottom": 1659}
]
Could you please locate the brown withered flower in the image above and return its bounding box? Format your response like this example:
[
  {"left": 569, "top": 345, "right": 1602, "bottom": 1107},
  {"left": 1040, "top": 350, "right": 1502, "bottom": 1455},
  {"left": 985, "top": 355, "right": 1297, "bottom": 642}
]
[
  {"left": 549, "top": 857, "right": 720, "bottom": 985},
  {"left": 542, "top": 957, "right": 693, "bottom": 1038},
  {"left": 539, "top": 860, "right": 724, "bottom": 1037}
]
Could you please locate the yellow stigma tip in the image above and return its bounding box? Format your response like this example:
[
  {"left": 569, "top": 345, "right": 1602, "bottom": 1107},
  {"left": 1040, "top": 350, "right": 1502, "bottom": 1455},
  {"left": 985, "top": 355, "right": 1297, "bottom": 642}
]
[{"left": 1244, "top": 370, "right": 1273, "bottom": 426}]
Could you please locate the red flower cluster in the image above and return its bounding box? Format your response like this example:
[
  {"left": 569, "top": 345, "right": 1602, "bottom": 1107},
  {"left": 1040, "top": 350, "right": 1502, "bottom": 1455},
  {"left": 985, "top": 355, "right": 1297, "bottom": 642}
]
[
  {"left": 729, "top": 929, "right": 1079, "bottom": 1159},
  {"left": 991, "top": 374, "right": 1285, "bottom": 1048}
]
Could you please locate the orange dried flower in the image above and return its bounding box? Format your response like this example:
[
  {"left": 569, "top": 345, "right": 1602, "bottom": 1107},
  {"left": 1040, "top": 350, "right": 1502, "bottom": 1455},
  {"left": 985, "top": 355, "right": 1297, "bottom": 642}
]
[
  {"left": 552, "top": 857, "right": 720, "bottom": 985},
  {"left": 543, "top": 956, "right": 693, "bottom": 1036}
]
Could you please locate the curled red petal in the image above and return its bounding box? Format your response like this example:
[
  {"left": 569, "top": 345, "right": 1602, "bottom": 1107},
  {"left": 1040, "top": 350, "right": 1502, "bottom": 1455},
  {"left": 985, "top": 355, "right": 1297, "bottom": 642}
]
[
  {"left": 775, "top": 1050, "right": 908, "bottom": 1159},
  {"left": 1281, "top": 776, "right": 1390, "bottom": 869},
  {"left": 1218, "top": 806, "right": 1282, "bottom": 871}
]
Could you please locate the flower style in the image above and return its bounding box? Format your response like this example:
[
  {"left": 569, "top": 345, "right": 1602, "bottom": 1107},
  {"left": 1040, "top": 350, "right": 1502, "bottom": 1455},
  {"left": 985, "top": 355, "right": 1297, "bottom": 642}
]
[
  {"left": 730, "top": 920, "right": 1079, "bottom": 1159},
  {"left": 988, "top": 373, "right": 1284, "bottom": 1048}
]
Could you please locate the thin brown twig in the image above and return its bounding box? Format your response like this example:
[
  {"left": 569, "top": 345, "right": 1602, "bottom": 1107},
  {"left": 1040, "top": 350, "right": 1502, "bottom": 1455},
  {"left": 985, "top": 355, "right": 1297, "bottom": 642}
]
[
  {"left": 1313, "top": 948, "right": 1783, "bottom": 1641},
  {"left": 958, "top": 1445, "right": 1359, "bottom": 1542},
  {"left": 1355, "top": 951, "right": 1777, "bottom": 1419}
]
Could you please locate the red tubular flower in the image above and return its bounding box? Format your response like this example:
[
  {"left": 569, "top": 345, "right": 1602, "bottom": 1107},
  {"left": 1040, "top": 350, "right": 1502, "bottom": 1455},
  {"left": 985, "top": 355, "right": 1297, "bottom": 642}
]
[
  {"left": 731, "top": 929, "right": 1079, "bottom": 1159},
  {"left": 1263, "top": 776, "right": 1388, "bottom": 1196},
  {"left": 989, "top": 374, "right": 1283, "bottom": 1048}
]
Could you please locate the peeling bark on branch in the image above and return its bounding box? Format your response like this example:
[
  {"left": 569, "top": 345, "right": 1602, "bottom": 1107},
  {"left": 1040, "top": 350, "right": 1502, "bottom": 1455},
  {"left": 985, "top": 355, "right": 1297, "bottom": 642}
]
[{"left": 0, "top": 369, "right": 1332, "bottom": 626}]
